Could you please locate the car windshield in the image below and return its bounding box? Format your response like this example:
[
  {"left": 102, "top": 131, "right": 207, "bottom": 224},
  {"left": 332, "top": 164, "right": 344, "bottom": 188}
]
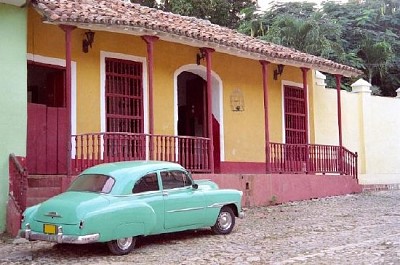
[{"left": 68, "top": 174, "right": 115, "bottom": 193}]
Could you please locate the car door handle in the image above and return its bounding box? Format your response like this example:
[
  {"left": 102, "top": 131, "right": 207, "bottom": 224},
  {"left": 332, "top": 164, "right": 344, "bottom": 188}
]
[{"left": 162, "top": 191, "right": 168, "bottom": 197}]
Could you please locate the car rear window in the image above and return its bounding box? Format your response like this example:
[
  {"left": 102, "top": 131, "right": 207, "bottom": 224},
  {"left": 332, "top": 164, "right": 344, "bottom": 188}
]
[{"left": 68, "top": 174, "right": 115, "bottom": 193}]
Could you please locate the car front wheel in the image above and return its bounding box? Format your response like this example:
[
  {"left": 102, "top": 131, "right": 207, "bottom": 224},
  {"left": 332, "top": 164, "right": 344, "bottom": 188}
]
[
  {"left": 211, "top": 206, "right": 235, "bottom": 235},
  {"left": 107, "top": 236, "right": 136, "bottom": 255}
]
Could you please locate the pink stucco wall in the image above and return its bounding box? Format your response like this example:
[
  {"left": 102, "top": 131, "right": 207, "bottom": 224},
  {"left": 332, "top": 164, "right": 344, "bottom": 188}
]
[{"left": 192, "top": 174, "right": 362, "bottom": 207}]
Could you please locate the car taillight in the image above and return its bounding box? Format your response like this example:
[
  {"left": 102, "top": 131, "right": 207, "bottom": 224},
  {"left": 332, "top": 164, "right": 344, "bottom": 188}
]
[{"left": 79, "top": 220, "right": 84, "bottom": 229}]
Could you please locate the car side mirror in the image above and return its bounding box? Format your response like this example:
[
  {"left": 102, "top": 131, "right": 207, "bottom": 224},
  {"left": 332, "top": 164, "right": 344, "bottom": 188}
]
[{"left": 192, "top": 183, "right": 199, "bottom": 190}]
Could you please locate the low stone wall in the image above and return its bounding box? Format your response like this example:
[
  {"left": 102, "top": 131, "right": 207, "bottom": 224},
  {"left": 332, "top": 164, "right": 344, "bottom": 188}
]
[
  {"left": 6, "top": 197, "right": 22, "bottom": 237},
  {"left": 193, "top": 173, "right": 362, "bottom": 207},
  {"left": 361, "top": 183, "right": 400, "bottom": 192}
]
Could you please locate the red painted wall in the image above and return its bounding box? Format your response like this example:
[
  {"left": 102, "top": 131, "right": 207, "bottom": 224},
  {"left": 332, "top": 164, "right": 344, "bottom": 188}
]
[
  {"left": 193, "top": 173, "right": 361, "bottom": 207},
  {"left": 220, "top": 162, "right": 266, "bottom": 174}
]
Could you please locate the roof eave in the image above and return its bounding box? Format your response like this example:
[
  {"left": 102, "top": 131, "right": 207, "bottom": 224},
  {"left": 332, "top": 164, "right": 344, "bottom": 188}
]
[{"left": 43, "top": 20, "right": 362, "bottom": 78}]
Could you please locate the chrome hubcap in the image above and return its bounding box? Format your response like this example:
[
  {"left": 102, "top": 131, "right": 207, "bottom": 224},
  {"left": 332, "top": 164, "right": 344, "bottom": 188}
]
[
  {"left": 218, "top": 212, "right": 232, "bottom": 230},
  {"left": 116, "top": 237, "right": 133, "bottom": 250}
]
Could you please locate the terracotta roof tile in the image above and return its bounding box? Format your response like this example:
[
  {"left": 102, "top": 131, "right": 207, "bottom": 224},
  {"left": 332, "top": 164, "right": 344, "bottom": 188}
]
[{"left": 33, "top": 0, "right": 362, "bottom": 77}]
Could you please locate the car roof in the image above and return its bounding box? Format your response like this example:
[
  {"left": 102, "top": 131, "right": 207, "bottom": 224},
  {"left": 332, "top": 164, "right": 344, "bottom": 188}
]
[{"left": 81, "top": 160, "right": 185, "bottom": 180}]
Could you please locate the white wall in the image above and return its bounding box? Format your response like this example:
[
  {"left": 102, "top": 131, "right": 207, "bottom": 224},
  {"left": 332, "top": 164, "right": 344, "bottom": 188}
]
[{"left": 313, "top": 72, "right": 400, "bottom": 185}]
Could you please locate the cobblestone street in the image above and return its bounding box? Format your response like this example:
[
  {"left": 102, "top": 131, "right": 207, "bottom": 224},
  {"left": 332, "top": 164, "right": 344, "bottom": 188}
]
[{"left": 1, "top": 190, "right": 400, "bottom": 264}]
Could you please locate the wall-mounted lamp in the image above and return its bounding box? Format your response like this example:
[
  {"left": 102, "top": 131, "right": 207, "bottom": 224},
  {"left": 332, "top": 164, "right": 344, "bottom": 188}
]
[
  {"left": 196, "top": 49, "right": 206, "bottom": 65},
  {"left": 230, "top": 88, "right": 245, "bottom": 112},
  {"left": 273, "top": 64, "right": 285, "bottom": 80},
  {"left": 82, "top": 31, "right": 95, "bottom": 53}
]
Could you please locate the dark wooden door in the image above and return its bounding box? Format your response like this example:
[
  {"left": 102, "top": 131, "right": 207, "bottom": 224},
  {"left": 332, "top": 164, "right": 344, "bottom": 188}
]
[{"left": 27, "top": 104, "right": 67, "bottom": 174}]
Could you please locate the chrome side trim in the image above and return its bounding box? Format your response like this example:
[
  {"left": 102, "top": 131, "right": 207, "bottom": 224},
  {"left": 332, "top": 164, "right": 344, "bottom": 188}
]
[
  {"left": 207, "top": 201, "right": 236, "bottom": 208},
  {"left": 166, "top": 207, "right": 205, "bottom": 213},
  {"left": 44, "top": 212, "right": 62, "bottom": 218}
]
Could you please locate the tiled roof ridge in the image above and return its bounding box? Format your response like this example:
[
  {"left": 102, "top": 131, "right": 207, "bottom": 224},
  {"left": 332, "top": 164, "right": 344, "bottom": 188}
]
[{"left": 33, "top": 0, "right": 362, "bottom": 77}]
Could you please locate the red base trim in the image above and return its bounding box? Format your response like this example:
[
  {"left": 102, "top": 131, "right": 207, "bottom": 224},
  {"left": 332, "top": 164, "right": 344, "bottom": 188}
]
[
  {"left": 193, "top": 173, "right": 361, "bottom": 207},
  {"left": 220, "top": 162, "right": 266, "bottom": 174}
]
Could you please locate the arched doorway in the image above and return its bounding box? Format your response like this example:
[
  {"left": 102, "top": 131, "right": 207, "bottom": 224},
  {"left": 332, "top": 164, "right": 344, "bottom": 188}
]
[
  {"left": 177, "top": 72, "right": 207, "bottom": 138},
  {"left": 176, "top": 68, "right": 222, "bottom": 173}
]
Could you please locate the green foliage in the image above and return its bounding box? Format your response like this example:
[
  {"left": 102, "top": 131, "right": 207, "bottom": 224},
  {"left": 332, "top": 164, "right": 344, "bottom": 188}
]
[
  {"left": 131, "top": 0, "right": 256, "bottom": 28},
  {"left": 160, "top": 0, "right": 256, "bottom": 29},
  {"left": 130, "top": 0, "right": 158, "bottom": 8},
  {"left": 359, "top": 37, "right": 394, "bottom": 84},
  {"left": 238, "top": 0, "right": 400, "bottom": 96}
]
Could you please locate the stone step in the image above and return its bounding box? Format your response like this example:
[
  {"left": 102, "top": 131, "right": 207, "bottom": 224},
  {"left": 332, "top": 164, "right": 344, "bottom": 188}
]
[
  {"left": 27, "top": 175, "right": 64, "bottom": 188},
  {"left": 26, "top": 197, "right": 52, "bottom": 207},
  {"left": 27, "top": 187, "right": 61, "bottom": 199}
]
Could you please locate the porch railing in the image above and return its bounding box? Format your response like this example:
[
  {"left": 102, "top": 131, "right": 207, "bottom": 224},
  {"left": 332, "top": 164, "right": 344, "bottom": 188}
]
[
  {"left": 71, "top": 134, "right": 357, "bottom": 177},
  {"left": 9, "top": 153, "right": 28, "bottom": 212},
  {"left": 72, "top": 132, "right": 211, "bottom": 174},
  {"left": 269, "top": 143, "right": 358, "bottom": 177}
]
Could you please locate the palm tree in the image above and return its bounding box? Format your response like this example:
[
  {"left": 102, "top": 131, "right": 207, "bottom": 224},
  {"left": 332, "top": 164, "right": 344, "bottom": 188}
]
[
  {"left": 262, "top": 14, "right": 344, "bottom": 58},
  {"left": 359, "top": 37, "right": 394, "bottom": 84}
]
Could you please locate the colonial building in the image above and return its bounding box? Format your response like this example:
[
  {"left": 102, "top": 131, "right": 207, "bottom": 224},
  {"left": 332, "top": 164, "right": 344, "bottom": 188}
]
[{"left": 2, "top": 0, "right": 362, "bottom": 235}]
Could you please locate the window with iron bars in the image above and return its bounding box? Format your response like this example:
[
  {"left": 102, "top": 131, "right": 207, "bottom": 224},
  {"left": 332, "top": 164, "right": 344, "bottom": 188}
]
[
  {"left": 284, "top": 85, "right": 307, "bottom": 163},
  {"left": 284, "top": 85, "right": 307, "bottom": 144},
  {"left": 105, "top": 58, "right": 144, "bottom": 159}
]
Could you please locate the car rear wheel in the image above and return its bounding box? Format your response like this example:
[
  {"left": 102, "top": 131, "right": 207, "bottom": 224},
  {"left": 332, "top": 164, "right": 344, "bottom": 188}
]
[
  {"left": 107, "top": 236, "right": 136, "bottom": 255},
  {"left": 211, "top": 206, "right": 235, "bottom": 235}
]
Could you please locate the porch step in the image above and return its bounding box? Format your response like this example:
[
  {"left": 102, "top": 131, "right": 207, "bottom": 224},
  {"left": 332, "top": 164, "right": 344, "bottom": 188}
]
[
  {"left": 27, "top": 187, "right": 62, "bottom": 198},
  {"left": 28, "top": 175, "right": 63, "bottom": 188},
  {"left": 26, "top": 175, "right": 65, "bottom": 207},
  {"left": 27, "top": 197, "right": 54, "bottom": 207}
]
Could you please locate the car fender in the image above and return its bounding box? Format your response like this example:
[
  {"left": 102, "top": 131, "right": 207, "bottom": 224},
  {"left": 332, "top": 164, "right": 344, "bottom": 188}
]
[
  {"left": 82, "top": 199, "right": 157, "bottom": 242},
  {"left": 202, "top": 189, "right": 242, "bottom": 224}
]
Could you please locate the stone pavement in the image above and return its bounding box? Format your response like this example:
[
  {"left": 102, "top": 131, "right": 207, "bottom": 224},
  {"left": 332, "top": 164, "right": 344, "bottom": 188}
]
[{"left": 1, "top": 190, "right": 400, "bottom": 264}]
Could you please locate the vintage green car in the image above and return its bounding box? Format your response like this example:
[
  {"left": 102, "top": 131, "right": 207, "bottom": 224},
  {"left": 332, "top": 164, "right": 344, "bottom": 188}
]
[{"left": 19, "top": 161, "right": 244, "bottom": 255}]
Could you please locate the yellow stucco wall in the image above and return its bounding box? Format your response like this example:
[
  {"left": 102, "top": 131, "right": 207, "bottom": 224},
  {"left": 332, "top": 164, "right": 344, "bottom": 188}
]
[
  {"left": 27, "top": 8, "right": 314, "bottom": 164},
  {"left": 313, "top": 75, "right": 364, "bottom": 171},
  {"left": 361, "top": 95, "right": 400, "bottom": 184},
  {"left": 313, "top": 73, "right": 400, "bottom": 184}
]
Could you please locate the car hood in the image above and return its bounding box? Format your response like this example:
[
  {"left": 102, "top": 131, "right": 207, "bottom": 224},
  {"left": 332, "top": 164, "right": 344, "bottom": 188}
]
[{"left": 33, "top": 192, "right": 110, "bottom": 225}]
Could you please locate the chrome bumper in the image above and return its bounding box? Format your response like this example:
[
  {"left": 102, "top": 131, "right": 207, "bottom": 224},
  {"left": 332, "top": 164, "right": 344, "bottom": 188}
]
[{"left": 19, "top": 223, "right": 99, "bottom": 244}]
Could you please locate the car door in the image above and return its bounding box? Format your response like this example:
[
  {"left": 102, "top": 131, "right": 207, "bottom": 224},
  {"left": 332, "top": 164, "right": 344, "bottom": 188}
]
[
  {"left": 161, "top": 170, "right": 206, "bottom": 230},
  {"left": 131, "top": 172, "right": 165, "bottom": 234}
]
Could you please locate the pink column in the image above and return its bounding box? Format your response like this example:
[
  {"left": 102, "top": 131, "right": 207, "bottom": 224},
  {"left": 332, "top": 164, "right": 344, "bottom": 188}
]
[
  {"left": 335, "top": 74, "right": 343, "bottom": 174},
  {"left": 260, "top": 60, "right": 271, "bottom": 173},
  {"left": 301, "top": 67, "right": 310, "bottom": 173},
  {"left": 60, "top": 25, "right": 75, "bottom": 180},
  {"left": 201, "top": 48, "right": 215, "bottom": 173},
  {"left": 335, "top": 74, "right": 343, "bottom": 148},
  {"left": 142, "top": 36, "right": 159, "bottom": 160}
]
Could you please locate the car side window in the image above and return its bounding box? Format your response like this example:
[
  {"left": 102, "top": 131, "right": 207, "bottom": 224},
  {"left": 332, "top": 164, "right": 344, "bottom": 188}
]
[
  {"left": 132, "top": 173, "right": 159, "bottom": 194},
  {"left": 160, "top": 170, "right": 192, "bottom": 189}
]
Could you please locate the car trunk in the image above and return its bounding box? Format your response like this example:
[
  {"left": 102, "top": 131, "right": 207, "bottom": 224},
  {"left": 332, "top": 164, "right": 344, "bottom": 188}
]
[{"left": 33, "top": 192, "right": 110, "bottom": 225}]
